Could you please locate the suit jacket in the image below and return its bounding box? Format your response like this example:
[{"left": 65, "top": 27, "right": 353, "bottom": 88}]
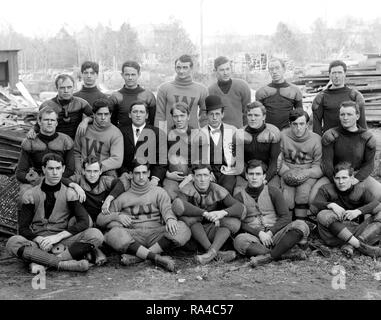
[{"left": 119, "top": 124, "right": 167, "bottom": 182}]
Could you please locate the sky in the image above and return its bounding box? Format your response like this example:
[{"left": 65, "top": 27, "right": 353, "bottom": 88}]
[{"left": 1, "top": 0, "right": 381, "bottom": 43}]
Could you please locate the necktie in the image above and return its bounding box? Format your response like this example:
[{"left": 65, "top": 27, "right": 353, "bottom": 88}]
[
  {"left": 136, "top": 128, "right": 140, "bottom": 138},
  {"left": 211, "top": 128, "right": 221, "bottom": 135}
]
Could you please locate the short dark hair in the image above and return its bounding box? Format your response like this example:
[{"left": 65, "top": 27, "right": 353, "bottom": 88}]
[
  {"left": 121, "top": 61, "right": 140, "bottom": 73},
  {"left": 82, "top": 155, "right": 101, "bottom": 170},
  {"left": 339, "top": 100, "right": 360, "bottom": 114},
  {"left": 131, "top": 158, "right": 150, "bottom": 171},
  {"left": 130, "top": 100, "right": 149, "bottom": 113},
  {"left": 55, "top": 74, "right": 75, "bottom": 89},
  {"left": 329, "top": 60, "right": 347, "bottom": 73},
  {"left": 38, "top": 106, "right": 58, "bottom": 121},
  {"left": 81, "top": 61, "right": 99, "bottom": 74},
  {"left": 245, "top": 159, "right": 267, "bottom": 174},
  {"left": 42, "top": 153, "right": 64, "bottom": 167},
  {"left": 191, "top": 164, "right": 212, "bottom": 174},
  {"left": 334, "top": 161, "right": 354, "bottom": 176},
  {"left": 214, "top": 56, "right": 230, "bottom": 70},
  {"left": 175, "top": 55, "right": 193, "bottom": 68},
  {"left": 289, "top": 109, "right": 310, "bottom": 123},
  {"left": 93, "top": 97, "right": 114, "bottom": 114},
  {"left": 246, "top": 101, "right": 266, "bottom": 116},
  {"left": 170, "top": 102, "right": 190, "bottom": 115}
]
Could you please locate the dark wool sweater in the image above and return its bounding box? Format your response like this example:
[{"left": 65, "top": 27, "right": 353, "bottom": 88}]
[
  {"left": 36, "top": 96, "right": 93, "bottom": 139},
  {"left": 255, "top": 81, "right": 303, "bottom": 130},
  {"left": 74, "top": 86, "right": 108, "bottom": 108},
  {"left": 312, "top": 85, "right": 366, "bottom": 136},
  {"left": 111, "top": 85, "right": 156, "bottom": 127},
  {"left": 322, "top": 126, "right": 376, "bottom": 181},
  {"left": 310, "top": 183, "right": 378, "bottom": 219},
  {"left": 244, "top": 124, "right": 280, "bottom": 182}
]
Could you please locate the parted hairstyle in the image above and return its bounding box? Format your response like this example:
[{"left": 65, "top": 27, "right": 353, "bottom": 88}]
[
  {"left": 82, "top": 155, "right": 102, "bottom": 170},
  {"left": 81, "top": 61, "right": 99, "bottom": 74},
  {"left": 175, "top": 54, "right": 193, "bottom": 68},
  {"left": 329, "top": 60, "right": 347, "bottom": 73},
  {"left": 289, "top": 109, "right": 310, "bottom": 123},
  {"left": 170, "top": 101, "right": 190, "bottom": 115},
  {"left": 246, "top": 101, "right": 266, "bottom": 116},
  {"left": 339, "top": 100, "right": 360, "bottom": 114},
  {"left": 334, "top": 161, "right": 354, "bottom": 176},
  {"left": 191, "top": 163, "right": 212, "bottom": 174},
  {"left": 131, "top": 158, "right": 151, "bottom": 171},
  {"left": 93, "top": 97, "right": 114, "bottom": 114},
  {"left": 121, "top": 60, "right": 140, "bottom": 73},
  {"left": 42, "top": 153, "right": 64, "bottom": 167},
  {"left": 55, "top": 74, "right": 75, "bottom": 89},
  {"left": 130, "top": 100, "right": 149, "bottom": 113},
  {"left": 38, "top": 106, "right": 58, "bottom": 121},
  {"left": 245, "top": 159, "right": 268, "bottom": 174}
]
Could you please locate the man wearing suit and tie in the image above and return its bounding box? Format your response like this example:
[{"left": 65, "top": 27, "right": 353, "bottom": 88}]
[{"left": 119, "top": 101, "right": 167, "bottom": 186}]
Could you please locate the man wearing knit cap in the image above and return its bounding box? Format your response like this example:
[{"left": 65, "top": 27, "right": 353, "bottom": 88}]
[
  {"left": 154, "top": 54, "right": 208, "bottom": 131},
  {"left": 6, "top": 153, "right": 104, "bottom": 273},
  {"left": 172, "top": 164, "right": 245, "bottom": 265},
  {"left": 312, "top": 60, "right": 366, "bottom": 136},
  {"left": 278, "top": 109, "right": 323, "bottom": 220},
  {"left": 27, "top": 74, "right": 93, "bottom": 140},
  {"left": 234, "top": 160, "right": 310, "bottom": 268},
  {"left": 74, "top": 61, "right": 108, "bottom": 108},
  {"left": 310, "top": 100, "right": 381, "bottom": 202},
  {"left": 208, "top": 56, "right": 251, "bottom": 128},
  {"left": 311, "top": 161, "right": 381, "bottom": 258},
  {"left": 193, "top": 95, "right": 242, "bottom": 194},
  {"left": 256, "top": 58, "right": 303, "bottom": 131},
  {"left": 74, "top": 97, "right": 124, "bottom": 177},
  {"left": 16, "top": 107, "right": 75, "bottom": 197},
  {"left": 111, "top": 60, "right": 156, "bottom": 127},
  {"left": 97, "top": 159, "right": 191, "bottom": 272}
]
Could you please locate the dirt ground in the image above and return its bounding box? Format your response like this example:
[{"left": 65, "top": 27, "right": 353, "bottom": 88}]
[{"left": 1, "top": 127, "right": 381, "bottom": 301}]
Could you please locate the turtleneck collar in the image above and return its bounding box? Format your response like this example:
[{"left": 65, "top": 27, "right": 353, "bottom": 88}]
[
  {"left": 246, "top": 123, "right": 266, "bottom": 135},
  {"left": 246, "top": 184, "right": 264, "bottom": 201},
  {"left": 38, "top": 132, "right": 59, "bottom": 143},
  {"left": 337, "top": 124, "right": 365, "bottom": 135},
  {"left": 174, "top": 75, "right": 193, "bottom": 86},
  {"left": 130, "top": 179, "right": 153, "bottom": 195},
  {"left": 41, "top": 179, "right": 62, "bottom": 193},
  {"left": 335, "top": 184, "right": 354, "bottom": 195},
  {"left": 121, "top": 85, "right": 144, "bottom": 94},
  {"left": 81, "top": 86, "right": 99, "bottom": 92},
  {"left": 326, "top": 84, "right": 347, "bottom": 92},
  {"left": 285, "top": 127, "right": 310, "bottom": 143},
  {"left": 93, "top": 118, "right": 112, "bottom": 131},
  {"left": 269, "top": 81, "right": 288, "bottom": 88},
  {"left": 54, "top": 96, "right": 73, "bottom": 106}
]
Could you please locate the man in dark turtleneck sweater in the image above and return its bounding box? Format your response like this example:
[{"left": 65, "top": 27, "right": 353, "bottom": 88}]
[
  {"left": 111, "top": 60, "right": 156, "bottom": 127},
  {"left": 256, "top": 58, "right": 303, "bottom": 131},
  {"left": 74, "top": 61, "right": 108, "bottom": 108},
  {"left": 155, "top": 54, "right": 208, "bottom": 130},
  {"left": 311, "top": 161, "right": 381, "bottom": 258},
  {"left": 27, "top": 74, "right": 93, "bottom": 140},
  {"left": 312, "top": 60, "right": 366, "bottom": 136},
  {"left": 241, "top": 101, "right": 280, "bottom": 186},
  {"left": 320, "top": 101, "right": 381, "bottom": 200},
  {"left": 234, "top": 159, "right": 310, "bottom": 267},
  {"left": 208, "top": 56, "right": 251, "bottom": 128},
  {"left": 16, "top": 107, "right": 74, "bottom": 196}
]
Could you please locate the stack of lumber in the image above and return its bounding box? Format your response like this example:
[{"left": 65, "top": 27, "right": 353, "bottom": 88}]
[{"left": 293, "top": 65, "right": 381, "bottom": 123}]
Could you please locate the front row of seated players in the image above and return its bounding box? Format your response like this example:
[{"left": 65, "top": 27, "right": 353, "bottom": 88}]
[{"left": 6, "top": 153, "right": 104, "bottom": 272}]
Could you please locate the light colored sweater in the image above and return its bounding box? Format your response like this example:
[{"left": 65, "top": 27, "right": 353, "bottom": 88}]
[
  {"left": 74, "top": 120, "right": 124, "bottom": 174},
  {"left": 155, "top": 75, "right": 208, "bottom": 130},
  {"left": 208, "top": 78, "right": 251, "bottom": 128}
]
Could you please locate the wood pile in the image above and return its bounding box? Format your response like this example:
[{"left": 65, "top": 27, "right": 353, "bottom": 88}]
[{"left": 293, "top": 65, "right": 381, "bottom": 123}]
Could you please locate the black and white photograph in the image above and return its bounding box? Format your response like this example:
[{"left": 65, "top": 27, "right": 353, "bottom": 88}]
[{"left": 1, "top": 0, "right": 381, "bottom": 304}]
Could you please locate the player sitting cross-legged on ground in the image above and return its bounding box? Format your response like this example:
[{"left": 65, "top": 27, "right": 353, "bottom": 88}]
[
  {"left": 311, "top": 161, "right": 381, "bottom": 258},
  {"left": 172, "top": 164, "right": 245, "bottom": 265},
  {"left": 233, "top": 160, "right": 310, "bottom": 268},
  {"left": 97, "top": 159, "right": 191, "bottom": 272}
]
